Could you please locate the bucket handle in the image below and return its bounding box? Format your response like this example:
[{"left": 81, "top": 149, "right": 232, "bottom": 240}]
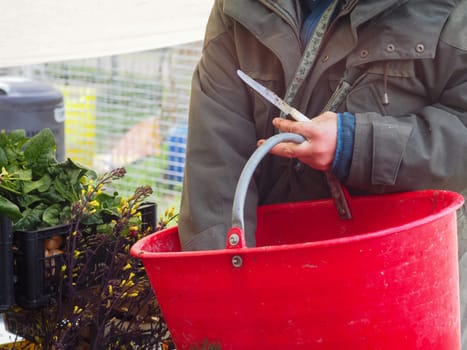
[{"left": 226, "top": 132, "right": 306, "bottom": 249}]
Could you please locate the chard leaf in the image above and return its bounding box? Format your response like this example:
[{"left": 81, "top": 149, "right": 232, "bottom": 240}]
[
  {"left": 96, "top": 192, "right": 120, "bottom": 208},
  {"left": 59, "top": 206, "right": 72, "bottom": 224},
  {"left": 23, "top": 174, "right": 52, "bottom": 194},
  {"left": 0, "top": 195, "right": 22, "bottom": 221},
  {"left": 13, "top": 204, "right": 46, "bottom": 231},
  {"left": 42, "top": 204, "right": 62, "bottom": 226},
  {"left": 6, "top": 129, "right": 27, "bottom": 144},
  {"left": 51, "top": 158, "right": 89, "bottom": 180},
  {"left": 23, "top": 129, "right": 57, "bottom": 176},
  {"left": 53, "top": 177, "right": 75, "bottom": 203},
  {"left": 2, "top": 130, "right": 27, "bottom": 164},
  {"left": 16, "top": 194, "right": 42, "bottom": 208},
  {"left": 41, "top": 188, "right": 65, "bottom": 204},
  {"left": 15, "top": 169, "right": 32, "bottom": 181},
  {"left": 0, "top": 148, "right": 8, "bottom": 168},
  {"left": 80, "top": 213, "right": 104, "bottom": 226}
]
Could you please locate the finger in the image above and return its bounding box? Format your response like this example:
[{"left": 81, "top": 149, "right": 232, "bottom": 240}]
[
  {"left": 258, "top": 138, "right": 293, "bottom": 155},
  {"left": 272, "top": 118, "right": 296, "bottom": 133},
  {"left": 268, "top": 141, "right": 306, "bottom": 158}
]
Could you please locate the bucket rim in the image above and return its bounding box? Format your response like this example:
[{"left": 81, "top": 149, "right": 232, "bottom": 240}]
[{"left": 131, "top": 190, "right": 464, "bottom": 259}]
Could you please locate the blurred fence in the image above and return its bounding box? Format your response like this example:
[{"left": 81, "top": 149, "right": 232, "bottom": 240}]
[{"left": 2, "top": 42, "right": 203, "bottom": 216}]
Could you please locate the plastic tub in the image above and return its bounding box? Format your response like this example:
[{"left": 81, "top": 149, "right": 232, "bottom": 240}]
[{"left": 131, "top": 133, "right": 464, "bottom": 349}]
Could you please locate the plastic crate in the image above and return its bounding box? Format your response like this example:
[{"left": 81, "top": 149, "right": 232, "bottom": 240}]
[
  {"left": 139, "top": 201, "right": 157, "bottom": 233},
  {"left": 12, "top": 202, "right": 157, "bottom": 309},
  {"left": 0, "top": 216, "right": 14, "bottom": 312},
  {"left": 13, "top": 224, "right": 70, "bottom": 309}
]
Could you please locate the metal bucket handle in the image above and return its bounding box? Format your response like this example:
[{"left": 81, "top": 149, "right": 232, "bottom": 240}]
[{"left": 225, "top": 132, "right": 306, "bottom": 249}]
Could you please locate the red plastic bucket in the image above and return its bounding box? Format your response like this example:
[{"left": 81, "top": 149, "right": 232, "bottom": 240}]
[
  {"left": 131, "top": 190, "right": 463, "bottom": 349},
  {"left": 131, "top": 134, "right": 464, "bottom": 349}
]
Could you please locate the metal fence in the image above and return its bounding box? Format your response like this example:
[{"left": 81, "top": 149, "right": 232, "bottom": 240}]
[{"left": 2, "top": 42, "right": 203, "bottom": 217}]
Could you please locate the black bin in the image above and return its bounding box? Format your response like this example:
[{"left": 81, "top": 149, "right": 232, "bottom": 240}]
[{"left": 0, "top": 76, "right": 65, "bottom": 160}]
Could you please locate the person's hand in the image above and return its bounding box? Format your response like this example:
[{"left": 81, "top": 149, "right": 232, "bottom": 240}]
[{"left": 257, "top": 111, "right": 338, "bottom": 171}]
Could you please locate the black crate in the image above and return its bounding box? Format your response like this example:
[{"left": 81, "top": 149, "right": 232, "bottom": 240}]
[
  {"left": 12, "top": 202, "right": 157, "bottom": 309},
  {"left": 13, "top": 224, "right": 70, "bottom": 309},
  {"left": 0, "top": 215, "right": 14, "bottom": 311},
  {"left": 139, "top": 202, "right": 157, "bottom": 233}
]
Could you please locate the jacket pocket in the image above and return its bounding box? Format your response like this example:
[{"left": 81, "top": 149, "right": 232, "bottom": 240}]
[
  {"left": 371, "top": 119, "right": 412, "bottom": 185},
  {"left": 345, "top": 60, "right": 427, "bottom": 116}
]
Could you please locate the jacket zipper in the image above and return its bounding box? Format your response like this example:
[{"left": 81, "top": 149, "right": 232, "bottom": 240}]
[{"left": 257, "top": 0, "right": 303, "bottom": 50}]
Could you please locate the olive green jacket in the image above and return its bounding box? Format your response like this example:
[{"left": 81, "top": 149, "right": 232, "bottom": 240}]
[{"left": 179, "top": 0, "right": 467, "bottom": 251}]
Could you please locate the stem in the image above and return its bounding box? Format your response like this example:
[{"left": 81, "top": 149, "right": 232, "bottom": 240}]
[{"left": 0, "top": 183, "right": 22, "bottom": 194}]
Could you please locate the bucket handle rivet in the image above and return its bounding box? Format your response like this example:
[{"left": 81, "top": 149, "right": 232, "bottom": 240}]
[
  {"left": 232, "top": 255, "right": 243, "bottom": 268},
  {"left": 229, "top": 233, "right": 240, "bottom": 246}
]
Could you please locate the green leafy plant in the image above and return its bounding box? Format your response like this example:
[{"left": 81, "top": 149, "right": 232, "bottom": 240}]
[
  {"left": 1, "top": 128, "right": 179, "bottom": 349},
  {"left": 0, "top": 128, "right": 103, "bottom": 230},
  {"left": 8, "top": 173, "right": 177, "bottom": 349}
]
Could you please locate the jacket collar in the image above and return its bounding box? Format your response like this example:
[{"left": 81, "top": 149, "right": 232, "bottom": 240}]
[
  {"left": 224, "top": 0, "right": 458, "bottom": 81},
  {"left": 224, "top": 0, "right": 303, "bottom": 84},
  {"left": 223, "top": 0, "right": 406, "bottom": 80}
]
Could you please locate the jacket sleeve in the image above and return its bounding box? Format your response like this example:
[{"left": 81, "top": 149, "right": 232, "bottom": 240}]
[
  {"left": 346, "top": 36, "right": 467, "bottom": 197},
  {"left": 178, "top": 1, "right": 258, "bottom": 250}
]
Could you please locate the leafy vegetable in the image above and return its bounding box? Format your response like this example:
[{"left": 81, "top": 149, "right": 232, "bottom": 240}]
[{"left": 0, "top": 128, "right": 120, "bottom": 231}]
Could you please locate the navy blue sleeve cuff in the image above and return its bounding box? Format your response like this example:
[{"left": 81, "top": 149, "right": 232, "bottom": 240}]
[{"left": 331, "top": 112, "right": 355, "bottom": 181}]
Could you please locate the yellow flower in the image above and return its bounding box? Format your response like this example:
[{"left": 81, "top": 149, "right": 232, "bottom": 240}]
[
  {"left": 168, "top": 206, "right": 175, "bottom": 218},
  {"left": 89, "top": 200, "right": 99, "bottom": 207},
  {"left": 125, "top": 280, "right": 135, "bottom": 287},
  {"left": 0, "top": 167, "right": 8, "bottom": 177}
]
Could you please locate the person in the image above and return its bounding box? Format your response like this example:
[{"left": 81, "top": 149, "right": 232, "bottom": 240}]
[{"left": 179, "top": 0, "right": 467, "bottom": 345}]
